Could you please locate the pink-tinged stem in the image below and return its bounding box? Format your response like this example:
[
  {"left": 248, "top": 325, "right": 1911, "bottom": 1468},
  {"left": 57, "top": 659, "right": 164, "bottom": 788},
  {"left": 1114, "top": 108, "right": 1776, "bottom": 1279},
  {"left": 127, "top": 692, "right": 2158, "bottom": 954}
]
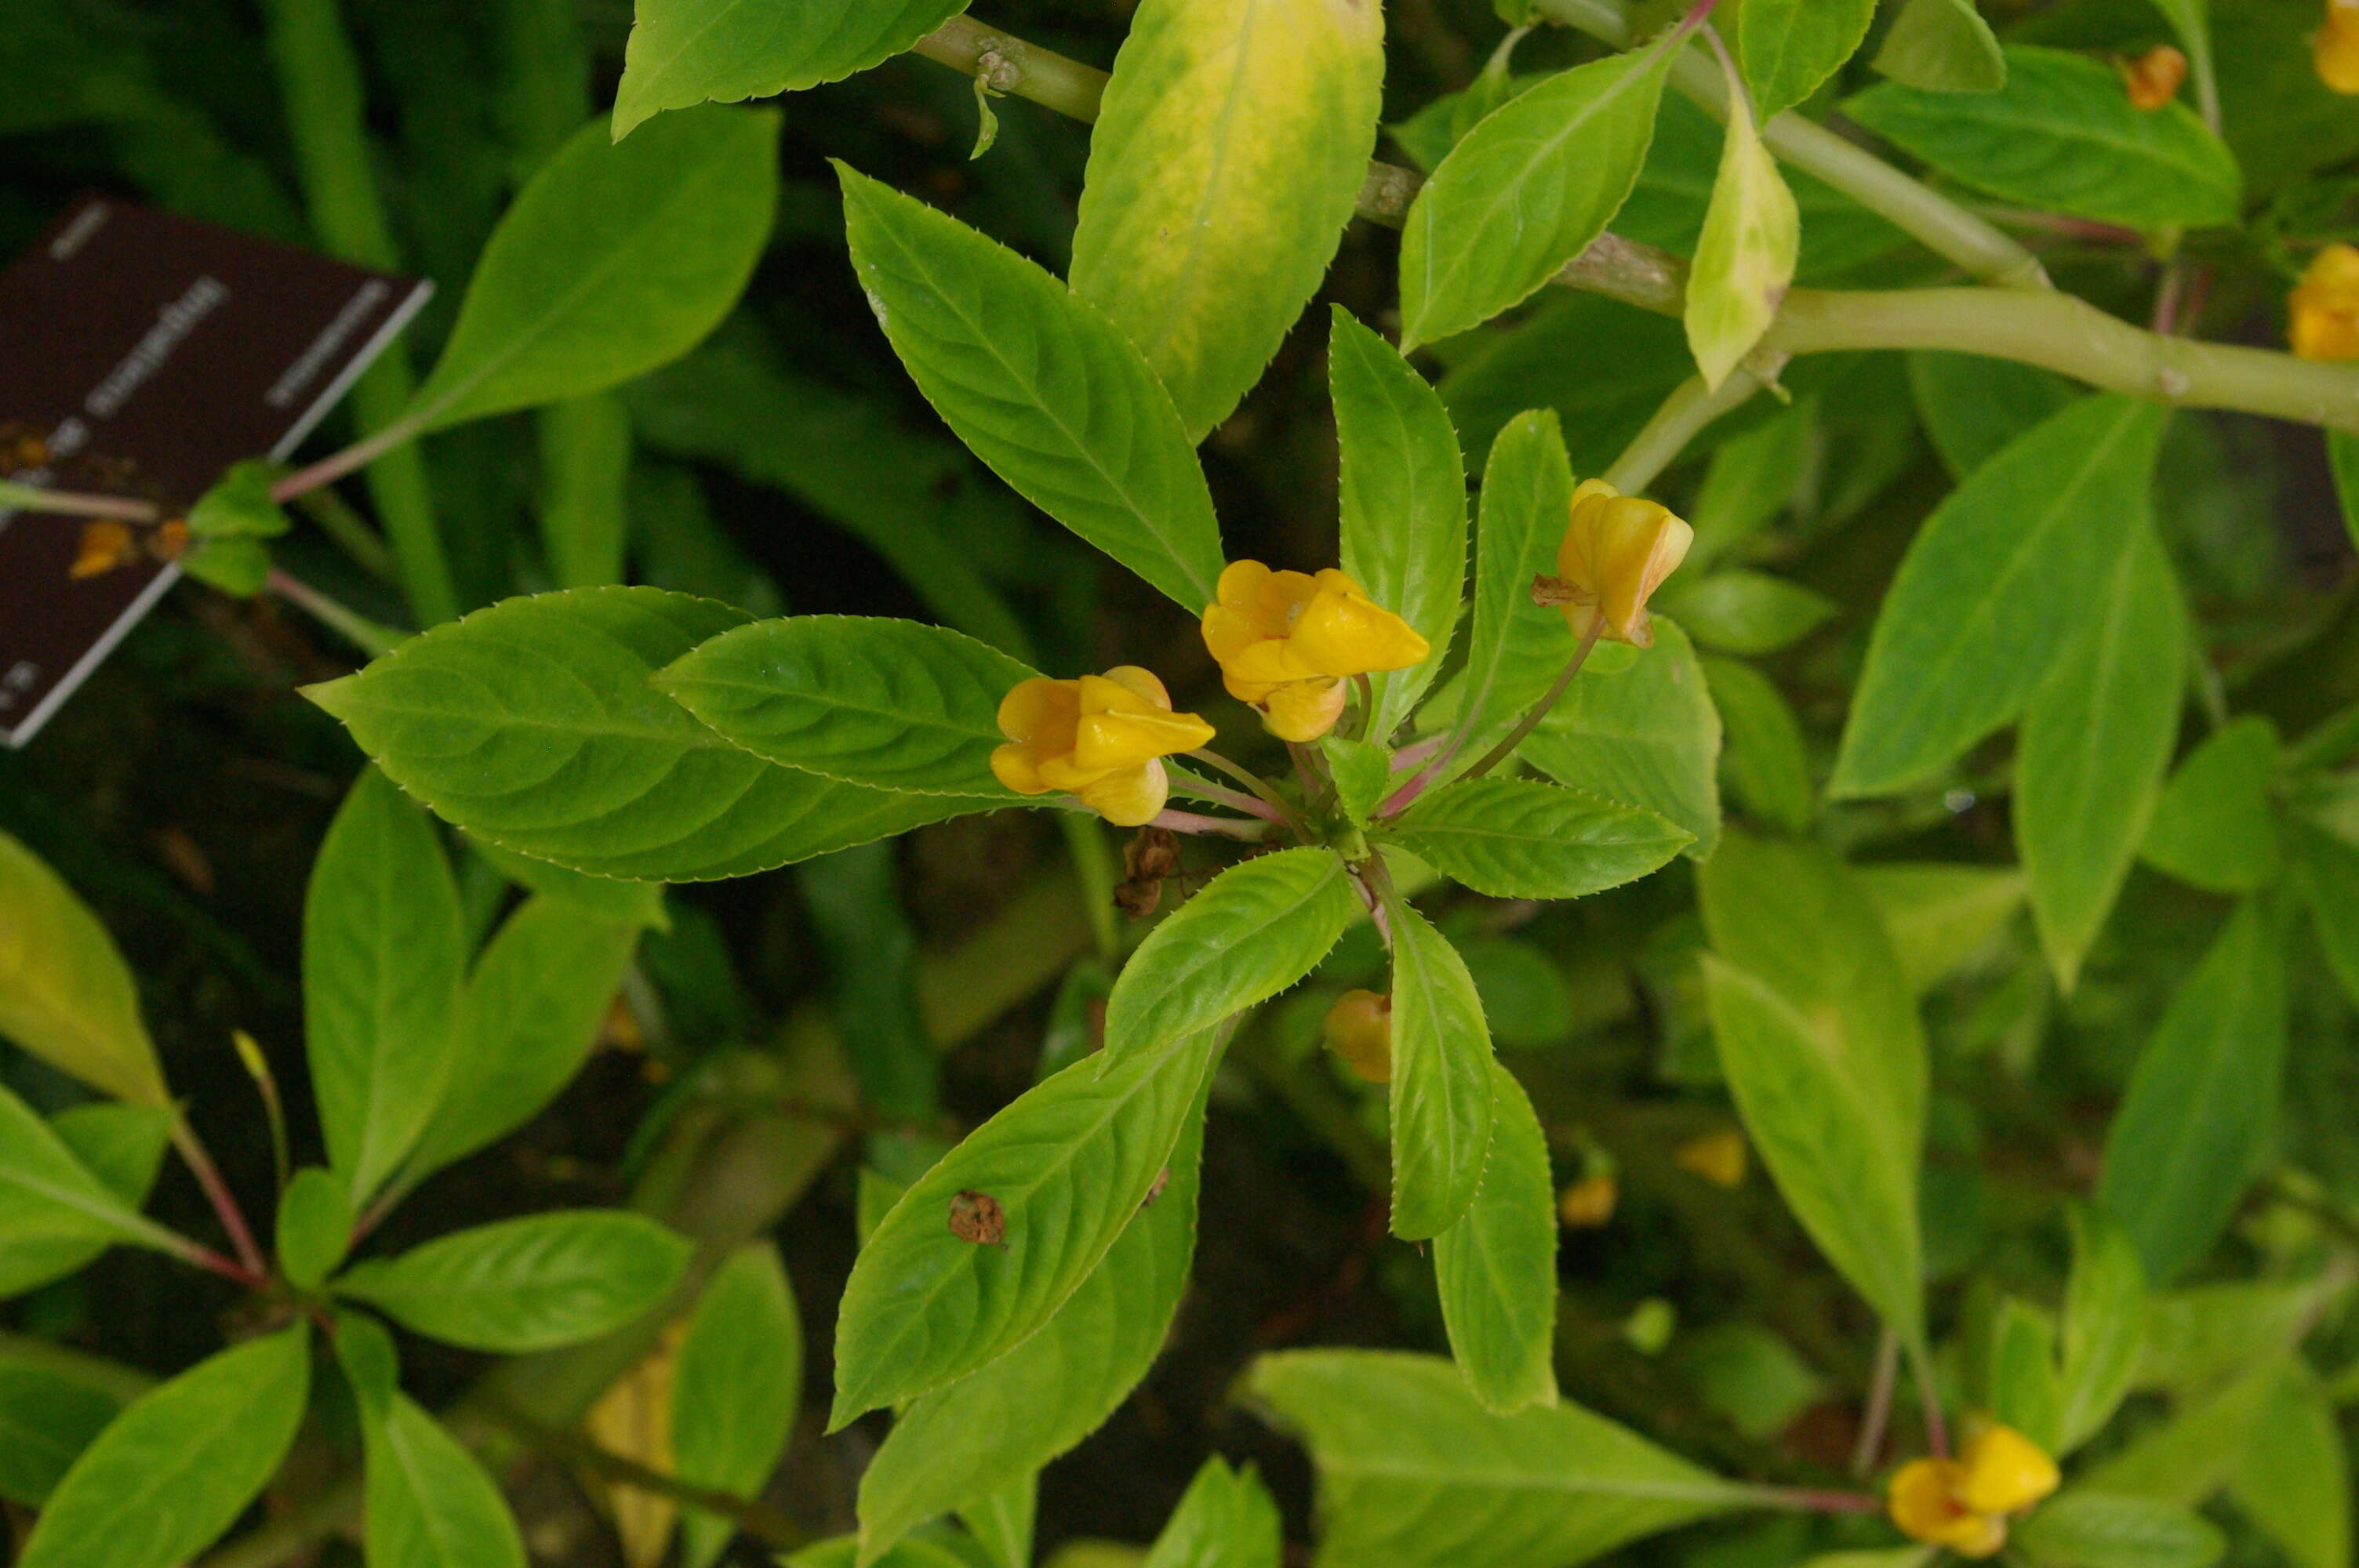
[
  {"left": 1180, "top": 778, "right": 1285, "bottom": 823},
  {"left": 1150, "top": 808, "right": 1270, "bottom": 841},
  {"left": 270, "top": 415, "right": 424, "bottom": 503},
  {"left": 1853, "top": 1328, "right": 1900, "bottom": 1476},
  {"left": 1912, "top": 1344, "right": 1952, "bottom": 1459},
  {"left": 1390, "top": 733, "right": 1449, "bottom": 775},
  {"left": 1754, "top": 1486, "right": 1886, "bottom": 1516},
  {"left": 170, "top": 1120, "right": 268, "bottom": 1280},
  {"left": 0, "top": 480, "right": 161, "bottom": 522}
]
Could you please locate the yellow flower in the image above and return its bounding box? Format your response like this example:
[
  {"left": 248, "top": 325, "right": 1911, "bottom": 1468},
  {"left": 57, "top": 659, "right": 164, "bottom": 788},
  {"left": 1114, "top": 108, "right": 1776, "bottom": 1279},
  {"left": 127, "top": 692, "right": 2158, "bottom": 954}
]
[
  {"left": 1558, "top": 1174, "right": 1619, "bottom": 1229},
  {"left": 2118, "top": 45, "right": 2187, "bottom": 110},
  {"left": 1321, "top": 989, "right": 1392, "bottom": 1083},
  {"left": 1956, "top": 1422, "right": 2060, "bottom": 1515},
  {"left": 1554, "top": 480, "right": 1693, "bottom": 648},
  {"left": 1674, "top": 1127, "right": 1748, "bottom": 1189},
  {"left": 1887, "top": 1423, "right": 2056, "bottom": 1558},
  {"left": 1201, "top": 561, "right": 1430, "bottom": 742},
  {"left": 2318, "top": 0, "right": 2359, "bottom": 93},
  {"left": 2290, "top": 244, "right": 2359, "bottom": 361},
  {"left": 989, "top": 666, "right": 1215, "bottom": 828},
  {"left": 1888, "top": 1459, "right": 2009, "bottom": 1559}
]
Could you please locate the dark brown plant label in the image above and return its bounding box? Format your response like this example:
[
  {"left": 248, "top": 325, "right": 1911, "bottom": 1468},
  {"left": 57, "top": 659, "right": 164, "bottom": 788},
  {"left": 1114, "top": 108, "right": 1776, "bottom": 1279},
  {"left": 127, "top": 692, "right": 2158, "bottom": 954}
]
[
  {"left": 0, "top": 197, "right": 430, "bottom": 746},
  {"left": 948, "top": 1189, "right": 1007, "bottom": 1245}
]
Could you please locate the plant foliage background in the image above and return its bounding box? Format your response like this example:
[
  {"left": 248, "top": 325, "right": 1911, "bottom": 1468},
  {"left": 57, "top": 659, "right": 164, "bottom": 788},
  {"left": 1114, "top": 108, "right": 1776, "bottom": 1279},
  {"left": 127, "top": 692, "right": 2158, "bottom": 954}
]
[{"left": 5, "top": 1, "right": 2359, "bottom": 1566}]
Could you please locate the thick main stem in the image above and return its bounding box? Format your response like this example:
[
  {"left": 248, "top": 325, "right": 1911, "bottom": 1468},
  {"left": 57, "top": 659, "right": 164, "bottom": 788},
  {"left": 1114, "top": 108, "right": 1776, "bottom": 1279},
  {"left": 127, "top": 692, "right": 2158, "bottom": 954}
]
[{"left": 1602, "top": 368, "right": 1767, "bottom": 496}]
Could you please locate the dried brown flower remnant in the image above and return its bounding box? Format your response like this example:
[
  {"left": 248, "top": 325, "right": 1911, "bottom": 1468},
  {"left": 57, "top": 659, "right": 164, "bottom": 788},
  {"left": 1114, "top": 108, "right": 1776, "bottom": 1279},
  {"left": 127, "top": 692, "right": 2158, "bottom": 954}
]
[
  {"left": 1117, "top": 826, "right": 1183, "bottom": 918},
  {"left": 949, "top": 1189, "right": 1006, "bottom": 1245},
  {"left": 70, "top": 519, "right": 136, "bottom": 579}
]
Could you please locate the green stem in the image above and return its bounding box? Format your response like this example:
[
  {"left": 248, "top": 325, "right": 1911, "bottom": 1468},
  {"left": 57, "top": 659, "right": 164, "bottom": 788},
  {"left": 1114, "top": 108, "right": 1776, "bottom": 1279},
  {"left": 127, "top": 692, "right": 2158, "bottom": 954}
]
[
  {"left": 1058, "top": 814, "right": 1121, "bottom": 960},
  {"left": 1188, "top": 747, "right": 1310, "bottom": 833},
  {"left": 1601, "top": 368, "right": 1767, "bottom": 495},
  {"left": 0, "top": 479, "right": 158, "bottom": 521},
  {"left": 268, "top": 568, "right": 408, "bottom": 658},
  {"left": 260, "top": 0, "right": 459, "bottom": 627},
  {"left": 914, "top": 15, "right": 1109, "bottom": 120},
  {"left": 488, "top": 1403, "right": 808, "bottom": 1548},
  {"left": 1453, "top": 619, "right": 1605, "bottom": 786},
  {"left": 1532, "top": 0, "right": 2048, "bottom": 289},
  {"left": 288, "top": 488, "right": 398, "bottom": 582},
  {"left": 169, "top": 1119, "right": 268, "bottom": 1280},
  {"left": 1767, "top": 287, "right": 2359, "bottom": 434}
]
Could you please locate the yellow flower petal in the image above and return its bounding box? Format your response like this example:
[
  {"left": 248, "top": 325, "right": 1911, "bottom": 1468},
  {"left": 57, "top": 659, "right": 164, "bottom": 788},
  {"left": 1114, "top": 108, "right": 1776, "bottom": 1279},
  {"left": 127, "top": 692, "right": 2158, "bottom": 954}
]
[
  {"left": 1559, "top": 482, "right": 1695, "bottom": 647},
  {"left": 2319, "top": 5, "right": 2359, "bottom": 93},
  {"left": 1078, "top": 760, "right": 1169, "bottom": 827},
  {"left": 1322, "top": 989, "right": 1391, "bottom": 1083},
  {"left": 1258, "top": 678, "right": 1348, "bottom": 742},
  {"left": 997, "top": 677, "right": 1081, "bottom": 745},
  {"left": 1957, "top": 1423, "right": 2059, "bottom": 1515},
  {"left": 1202, "top": 557, "right": 1430, "bottom": 700},
  {"left": 2292, "top": 243, "right": 2359, "bottom": 359}
]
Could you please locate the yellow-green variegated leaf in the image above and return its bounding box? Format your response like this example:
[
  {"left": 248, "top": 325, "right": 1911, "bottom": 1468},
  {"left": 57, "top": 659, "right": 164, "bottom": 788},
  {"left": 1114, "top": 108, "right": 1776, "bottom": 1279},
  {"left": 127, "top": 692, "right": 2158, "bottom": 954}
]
[
  {"left": 0, "top": 833, "right": 166, "bottom": 1108},
  {"left": 1685, "top": 71, "right": 1797, "bottom": 392},
  {"left": 1072, "top": 0, "right": 1385, "bottom": 440}
]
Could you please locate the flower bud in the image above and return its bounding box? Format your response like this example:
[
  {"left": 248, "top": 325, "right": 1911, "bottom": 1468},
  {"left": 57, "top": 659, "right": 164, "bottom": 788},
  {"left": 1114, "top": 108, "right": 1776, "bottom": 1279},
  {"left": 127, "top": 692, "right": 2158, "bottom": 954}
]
[
  {"left": 1887, "top": 1459, "right": 2009, "bottom": 1558},
  {"left": 1956, "top": 1422, "right": 2059, "bottom": 1515},
  {"left": 2290, "top": 243, "right": 2359, "bottom": 361},
  {"left": 990, "top": 666, "right": 1216, "bottom": 827},
  {"left": 1554, "top": 479, "right": 1693, "bottom": 648},
  {"left": 2319, "top": 0, "right": 2359, "bottom": 94},
  {"left": 1202, "top": 561, "right": 1429, "bottom": 742},
  {"left": 1321, "top": 989, "right": 1392, "bottom": 1083},
  {"left": 1557, "top": 1174, "right": 1618, "bottom": 1229},
  {"left": 2118, "top": 45, "right": 2187, "bottom": 110}
]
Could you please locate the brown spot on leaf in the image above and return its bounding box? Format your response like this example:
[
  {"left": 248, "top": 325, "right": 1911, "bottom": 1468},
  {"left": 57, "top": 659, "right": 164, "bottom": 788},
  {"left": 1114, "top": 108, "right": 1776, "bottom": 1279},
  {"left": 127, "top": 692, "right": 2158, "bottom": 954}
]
[
  {"left": 949, "top": 1189, "right": 1005, "bottom": 1245},
  {"left": 1143, "top": 1166, "right": 1172, "bottom": 1207}
]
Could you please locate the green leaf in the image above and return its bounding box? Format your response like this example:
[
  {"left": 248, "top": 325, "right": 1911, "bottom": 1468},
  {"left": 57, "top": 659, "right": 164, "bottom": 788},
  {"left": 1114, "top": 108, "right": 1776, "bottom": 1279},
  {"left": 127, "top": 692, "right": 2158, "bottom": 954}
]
[
  {"left": 1660, "top": 571, "right": 1835, "bottom": 658},
  {"left": 19, "top": 1324, "right": 309, "bottom": 1568},
  {"left": 1699, "top": 835, "right": 1925, "bottom": 1345},
  {"left": 0, "top": 1362, "right": 123, "bottom": 1507},
  {"left": 1524, "top": 619, "right": 1723, "bottom": 858},
  {"left": 676, "top": 1244, "right": 801, "bottom": 1568},
  {"left": 405, "top": 898, "right": 641, "bottom": 1182},
  {"left": 187, "top": 459, "right": 290, "bottom": 540},
  {"left": 1440, "top": 292, "right": 1695, "bottom": 476},
  {"left": 0, "top": 1084, "right": 180, "bottom": 1282},
  {"left": 1071, "top": 0, "right": 1384, "bottom": 437},
  {"left": 2016, "top": 1493, "right": 2225, "bottom": 1568},
  {"left": 1384, "top": 892, "right": 1495, "bottom": 1242},
  {"left": 1246, "top": 1350, "right": 1755, "bottom": 1568},
  {"left": 0, "top": 829, "right": 168, "bottom": 1105},
  {"left": 305, "top": 589, "right": 997, "bottom": 881},
  {"left": 1459, "top": 938, "right": 1576, "bottom": 1048},
  {"left": 1856, "top": 862, "right": 2026, "bottom": 997},
  {"left": 1325, "top": 735, "right": 1396, "bottom": 829},
  {"left": 180, "top": 535, "right": 273, "bottom": 598},
  {"left": 338, "top": 1210, "right": 692, "bottom": 1352},
  {"left": 1102, "top": 848, "right": 1358, "bottom": 1065},
  {"left": 410, "top": 108, "right": 780, "bottom": 430},
  {"left": 829, "top": 1024, "right": 1226, "bottom": 1426},
  {"left": 1702, "top": 658, "right": 1812, "bottom": 834},
  {"left": 2332, "top": 431, "right": 2359, "bottom": 556},
  {"left": 612, "top": 0, "right": 967, "bottom": 137},
  {"left": 1391, "top": 778, "right": 1689, "bottom": 900},
  {"left": 2057, "top": 1205, "right": 2147, "bottom": 1456},
  {"left": 2085, "top": 1355, "right": 2282, "bottom": 1503},
  {"left": 467, "top": 837, "right": 668, "bottom": 930},
  {"left": 336, "top": 1313, "right": 527, "bottom": 1568},
  {"left": 960, "top": 1481, "right": 1037, "bottom": 1568},
  {"left": 1987, "top": 1297, "right": 2063, "bottom": 1451},
  {"left": 858, "top": 1089, "right": 1209, "bottom": 1566},
  {"left": 1871, "top": 0, "right": 2005, "bottom": 93},
  {"left": 304, "top": 766, "right": 464, "bottom": 1205},
  {"left": 1331, "top": 308, "right": 1469, "bottom": 742},
  {"left": 2230, "top": 1367, "right": 2350, "bottom": 1568},
  {"left": 2290, "top": 820, "right": 2359, "bottom": 1009},
  {"left": 658, "top": 616, "right": 1038, "bottom": 796},
  {"left": 1140, "top": 1457, "right": 1281, "bottom": 1568},
  {"left": 2018, "top": 523, "right": 2187, "bottom": 990},
  {"left": 2137, "top": 1278, "right": 2328, "bottom": 1398},
  {"left": 1399, "top": 44, "right": 1676, "bottom": 348},
  {"left": 2139, "top": 716, "right": 2281, "bottom": 894},
  {"left": 2097, "top": 901, "right": 2286, "bottom": 1284},
  {"left": 1906, "top": 352, "right": 2080, "bottom": 482},
  {"left": 1685, "top": 69, "right": 1798, "bottom": 392},
  {"left": 1675, "top": 1325, "right": 1826, "bottom": 1441},
  {"left": 1433, "top": 1063, "right": 1558, "bottom": 1414},
  {"left": 1832, "top": 396, "right": 2170, "bottom": 797},
  {"left": 1739, "top": 0, "right": 1877, "bottom": 121},
  {"left": 276, "top": 1167, "right": 354, "bottom": 1292},
  {"left": 0, "top": 1102, "right": 172, "bottom": 1299},
  {"left": 835, "top": 163, "right": 1224, "bottom": 612},
  {"left": 1847, "top": 47, "right": 2239, "bottom": 230},
  {"left": 1455, "top": 409, "right": 1574, "bottom": 752}
]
